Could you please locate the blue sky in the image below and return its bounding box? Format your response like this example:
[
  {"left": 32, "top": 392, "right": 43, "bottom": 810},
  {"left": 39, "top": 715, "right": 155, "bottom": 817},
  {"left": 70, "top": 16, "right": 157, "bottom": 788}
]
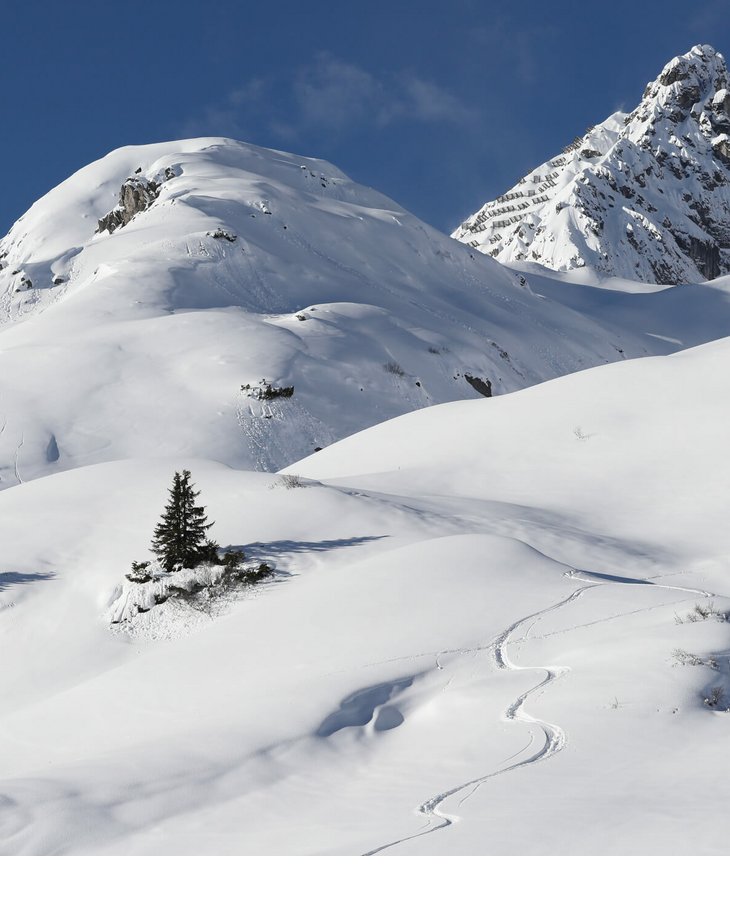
[{"left": 3, "top": 0, "right": 730, "bottom": 235}]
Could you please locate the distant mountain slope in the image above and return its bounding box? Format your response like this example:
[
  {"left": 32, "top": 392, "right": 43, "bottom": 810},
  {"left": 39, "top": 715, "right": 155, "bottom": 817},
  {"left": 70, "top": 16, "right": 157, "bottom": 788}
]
[
  {"left": 6, "top": 137, "right": 729, "bottom": 484},
  {"left": 454, "top": 44, "right": 730, "bottom": 284}
]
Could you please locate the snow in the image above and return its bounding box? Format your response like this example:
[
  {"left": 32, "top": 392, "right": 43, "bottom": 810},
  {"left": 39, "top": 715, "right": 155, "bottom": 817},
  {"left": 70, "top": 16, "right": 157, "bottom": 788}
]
[
  {"left": 2, "top": 326, "right": 730, "bottom": 854},
  {"left": 7, "top": 136, "right": 730, "bottom": 485},
  {"left": 3, "top": 124, "right": 730, "bottom": 856},
  {"left": 454, "top": 45, "right": 730, "bottom": 285}
]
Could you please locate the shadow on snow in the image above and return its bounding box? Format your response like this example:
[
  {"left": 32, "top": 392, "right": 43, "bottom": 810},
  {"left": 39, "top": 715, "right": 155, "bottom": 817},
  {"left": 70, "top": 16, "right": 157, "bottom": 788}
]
[
  {"left": 0, "top": 571, "right": 55, "bottom": 592},
  {"left": 225, "top": 534, "right": 388, "bottom": 569}
]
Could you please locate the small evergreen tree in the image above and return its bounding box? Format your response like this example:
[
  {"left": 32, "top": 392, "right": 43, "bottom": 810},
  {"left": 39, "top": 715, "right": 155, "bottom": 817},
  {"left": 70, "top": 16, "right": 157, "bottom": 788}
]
[
  {"left": 125, "top": 560, "right": 152, "bottom": 583},
  {"left": 150, "top": 470, "right": 217, "bottom": 571}
]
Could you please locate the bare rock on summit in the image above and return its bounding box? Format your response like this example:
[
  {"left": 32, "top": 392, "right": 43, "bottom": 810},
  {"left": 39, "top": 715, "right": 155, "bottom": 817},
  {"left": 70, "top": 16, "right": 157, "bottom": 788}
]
[
  {"left": 97, "top": 167, "right": 177, "bottom": 234},
  {"left": 97, "top": 177, "right": 159, "bottom": 234}
]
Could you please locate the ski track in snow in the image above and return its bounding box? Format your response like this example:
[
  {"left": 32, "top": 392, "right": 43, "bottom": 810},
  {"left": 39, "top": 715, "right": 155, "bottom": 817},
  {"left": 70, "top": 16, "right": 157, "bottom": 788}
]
[
  {"left": 13, "top": 433, "right": 24, "bottom": 485},
  {"left": 363, "top": 570, "right": 716, "bottom": 856}
]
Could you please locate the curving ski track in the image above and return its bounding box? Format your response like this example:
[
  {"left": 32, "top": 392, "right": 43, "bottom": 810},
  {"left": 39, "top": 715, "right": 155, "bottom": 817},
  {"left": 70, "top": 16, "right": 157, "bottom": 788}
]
[{"left": 364, "top": 570, "right": 716, "bottom": 856}]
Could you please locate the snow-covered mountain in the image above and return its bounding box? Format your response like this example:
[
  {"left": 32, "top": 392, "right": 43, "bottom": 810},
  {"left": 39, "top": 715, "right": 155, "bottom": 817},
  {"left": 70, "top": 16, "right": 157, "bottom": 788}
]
[
  {"left": 6, "top": 107, "right": 730, "bottom": 856},
  {"left": 454, "top": 44, "right": 730, "bottom": 284},
  {"left": 6, "top": 136, "right": 730, "bottom": 484}
]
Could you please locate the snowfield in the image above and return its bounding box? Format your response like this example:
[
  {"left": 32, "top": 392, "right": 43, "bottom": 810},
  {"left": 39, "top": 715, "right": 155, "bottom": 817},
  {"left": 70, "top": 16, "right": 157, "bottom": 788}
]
[
  {"left": 2, "top": 331, "right": 730, "bottom": 854},
  {"left": 3, "top": 129, "right": 730, "bottom": 856},
  {"left": 4, "top": 136, "right": 730, "bottom": 485}
]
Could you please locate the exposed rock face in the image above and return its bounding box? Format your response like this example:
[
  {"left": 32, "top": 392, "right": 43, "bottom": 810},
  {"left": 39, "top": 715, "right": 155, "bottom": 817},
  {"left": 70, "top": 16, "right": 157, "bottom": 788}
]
[
  {"left": 97, "top": 177, "right": 159, "bottom": 234},
  {"left": 97, "top": 167, "right": 176, "bottom": 234},
  {"left": 464, "top": 373, "right": 492, "bottom": 397},
  {"left": 453, "top": 45, "right": 730, "bottom": 284}
]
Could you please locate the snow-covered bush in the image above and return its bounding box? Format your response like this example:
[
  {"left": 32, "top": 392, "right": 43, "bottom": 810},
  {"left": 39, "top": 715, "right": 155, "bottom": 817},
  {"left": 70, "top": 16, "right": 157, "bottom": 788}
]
[
  {"left": 383, "top": 361, "right": 406, "bottom": 376},
  {"left": 671, "top": 648, "right": 704, "bottom": 666},
  {"left": 221, "top": 549, "right": 246, "bottom": 568},
  {"left": 110, "top": 556, "right": 273, "bottom": 624},
  {"left": 704, "top": 686, "right": 726, "bottom": 708},
  {"left": 126, "top": 560, "right": 152, "bottom": 583},
  {"left": 674, "top": 601, "right": 729, "bottom": 623},
  {"left": 671, "top": 648, "right": 720, "bottom": 669},
  {"left": 241, "top": 379, "right": 294, "bottom": 400},
  {"left": 280, "top": 474, "right": 304, "bottom": 489}
]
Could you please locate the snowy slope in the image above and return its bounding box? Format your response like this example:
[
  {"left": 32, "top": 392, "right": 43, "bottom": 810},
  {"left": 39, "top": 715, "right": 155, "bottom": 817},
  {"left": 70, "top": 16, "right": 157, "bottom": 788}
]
[
  {"left": 5, "top": 127, "right": 730, "bottom": 859},
  {"left": 7, "top": 137, "right": 730, "bottom": 485},
  {"left": 454, "top": 45, "right": 730, "bottom": 284},
  {"left": 2, "top": 335, "right": 730, "bottom": 854}
]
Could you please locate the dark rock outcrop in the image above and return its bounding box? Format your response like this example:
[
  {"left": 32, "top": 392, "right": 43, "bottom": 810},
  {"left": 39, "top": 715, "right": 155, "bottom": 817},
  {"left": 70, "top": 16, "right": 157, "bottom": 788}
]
[
  {"left": 464, "top": 373, "right": 492, "bottom": 397},
  {"left": 97, "top": 168, "right": 177, "bottom": 234},
  {"left": 241, "top": 379, "right": 295, "bottom": 400},
  {"left": 97, "top": 177, "right": 160, "bottom": 234},
  {"left": 208, "top": 229, "right": 237, "bottom": 242},
  {"left": 678, "top": 234, "right": 721, "bottom": 280}
]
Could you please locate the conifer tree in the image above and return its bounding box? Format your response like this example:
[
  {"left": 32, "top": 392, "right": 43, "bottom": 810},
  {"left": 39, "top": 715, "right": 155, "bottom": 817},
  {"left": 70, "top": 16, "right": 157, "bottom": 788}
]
[{"left": 150, "top": 470, "right": 217, "bottom": 571}]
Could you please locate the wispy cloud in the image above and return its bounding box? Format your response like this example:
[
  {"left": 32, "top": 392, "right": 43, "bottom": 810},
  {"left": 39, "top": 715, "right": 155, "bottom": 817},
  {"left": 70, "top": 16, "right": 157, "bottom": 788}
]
[
  {"left": 381, "top": 75, "right": 473, "bottom": 126},
  {"left": 293, "top": 55, "right": 381, "bottom": 130},
  {"left": 182, "top": 53, "right": 473, "bottom": 143}
]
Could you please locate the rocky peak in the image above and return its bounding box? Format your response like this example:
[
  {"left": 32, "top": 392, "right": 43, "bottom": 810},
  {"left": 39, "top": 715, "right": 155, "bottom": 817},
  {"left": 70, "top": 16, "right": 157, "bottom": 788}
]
[
  {"left": 656, "top": 44, "right": 724, "bottom": 93},
  {"left": 629, "top": 45, "right": 728, "bottom": 134},
  {"left": 454, "top": 45, "right": 730, "bottom": 285}
]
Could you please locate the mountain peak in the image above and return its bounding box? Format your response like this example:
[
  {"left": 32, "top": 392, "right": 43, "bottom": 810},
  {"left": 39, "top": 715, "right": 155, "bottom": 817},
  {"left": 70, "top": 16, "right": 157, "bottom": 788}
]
[
  {"left": 631, "top": 44, "right": 727, "bottom": 131},
  {"left": 454, "top": 46, "right": 730, "bottom": 284},
  {"left": 655, "top": 43, "right": 725, "bottom": 90}
]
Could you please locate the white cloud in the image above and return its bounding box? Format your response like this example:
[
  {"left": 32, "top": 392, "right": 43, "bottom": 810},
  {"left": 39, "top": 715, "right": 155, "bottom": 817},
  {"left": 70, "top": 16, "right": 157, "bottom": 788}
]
[
  {"left": 397, "top": 75, "right": 472, "bottom": 124},
  {"left": 293, "top": 55, "right": 380, "bottom": 130}
]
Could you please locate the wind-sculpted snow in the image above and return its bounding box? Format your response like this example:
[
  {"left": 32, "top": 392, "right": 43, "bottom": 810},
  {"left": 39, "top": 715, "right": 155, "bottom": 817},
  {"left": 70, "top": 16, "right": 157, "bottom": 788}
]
[
  {"left": 6, "top": 126, "right": 730, "bottom": 856},
  {"left": 455, "top": 44, "right": 730, "bottom": 285},
  {"left": 3, "top": 334, "right": 730, "bottom": 854},
  {"left": 5, "top": 137, "right": 730, "bottom": 483},
  {"left": 364, "top": 570, "right": 719, "bottom": 856}
]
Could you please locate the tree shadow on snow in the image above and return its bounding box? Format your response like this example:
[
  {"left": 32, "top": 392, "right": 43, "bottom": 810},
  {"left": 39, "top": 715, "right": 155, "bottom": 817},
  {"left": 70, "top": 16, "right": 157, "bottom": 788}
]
[
  {"left": 0, "top": 571, "right": 55, "bottom": 592},
  {"left": 225, "top": 534, "right": 388, "bottom": 571},
  {"left": 0, "top": 572, "right": 55, "bottom": 611}
]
